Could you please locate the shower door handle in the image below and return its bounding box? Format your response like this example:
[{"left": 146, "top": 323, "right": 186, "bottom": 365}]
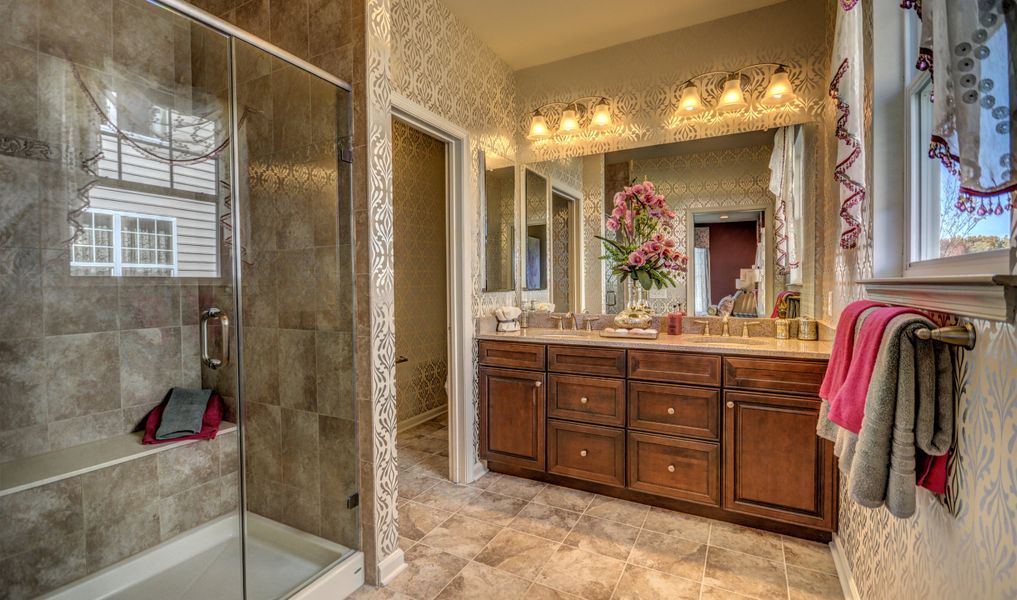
[{"left": 201, "top": 308, "right": 230, "bottom": 370}]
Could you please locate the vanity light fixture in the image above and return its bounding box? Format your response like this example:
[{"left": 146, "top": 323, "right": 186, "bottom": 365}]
[
  {"left": 676, "top": 84, "right": 706, "bottom": 116},
  {"left": 716, "top": 75, "right": 748, "bottom": 113},
  {"left": 526, "top": 111, "right": 551, "bottom": 140},
  {"left": 558, "top": 107, "right": 581, "bottom": 133},
  {"left": 761, "top": 66, "right": 796, "bottom": 106},
  {"left": 671, "top": 63, "right": 797, "bottom": 119},
  {"left": 589, "top": 98, "right": 614, "bottom": 129}
]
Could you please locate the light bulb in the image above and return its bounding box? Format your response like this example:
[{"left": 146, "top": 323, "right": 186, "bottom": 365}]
[
  {"left": 716, "top": 76, "right": 747, "bottom": 113},
  {"left": 676, "top": 84, "right": 705, "bottom": 116},
  {"left": 762, "top": 66, "right": 796, "bottom": 106},
  {"left": 558, "top": 108, "right": 580, "bottom": 134},
  {"left": 527, "top": 113, "right": 550, "bottom": 140},
  {"left": 590, "top": 99, "right": 613, "bottom": 129}
]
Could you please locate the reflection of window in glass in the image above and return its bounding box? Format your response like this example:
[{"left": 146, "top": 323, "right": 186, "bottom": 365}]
[
  {"left": 73, "top": 95, "right": 221, "bottom": 277},
  {"left": 71, "top": 209, "right": 177, "bottom": 276}
]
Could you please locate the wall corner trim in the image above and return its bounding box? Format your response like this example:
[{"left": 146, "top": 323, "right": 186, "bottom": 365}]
[
  {"left": 377, "top": 548, "right": 407, "bottom": 586},
  {"left": 830, "top": 534, "right": 861, "bottom": 600}
]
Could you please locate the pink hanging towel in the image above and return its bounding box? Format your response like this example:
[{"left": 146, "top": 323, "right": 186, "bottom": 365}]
[
  {"left": 828, "top": 306, "right": 929, "bottom": 433},
  {"left": 143, "top": 394, "right": 225, "bottom": 445},
  {"left": 819, "top": 300, "right": 886, "bottom": 402}
]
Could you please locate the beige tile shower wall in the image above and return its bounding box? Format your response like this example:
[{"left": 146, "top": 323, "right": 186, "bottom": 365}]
[
  {"left": 0, "top": 0, "right": 220, "bottom": 462},
  {"left": 392, "top": 120, "right": 449, "bottom": 424},
  {"left": 632, "top": 144, "right": 776, "bottom": 314},
  {"left": 822, "top": 2, "right": 1017, "bottom": 598},
  {"left": 514, "top": 0, "right": 831, "bottom": 163}
]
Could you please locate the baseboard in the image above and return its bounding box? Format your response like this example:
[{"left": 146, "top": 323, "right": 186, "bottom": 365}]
[
  {"left": 398, "top": 407, "right": 448, "bottom": 433},
  {"left": 830, "top": 534, "right": 861, "bottom": 600},
  {"left": 377, "top": 548, "right": 407, "bottom": 586}
]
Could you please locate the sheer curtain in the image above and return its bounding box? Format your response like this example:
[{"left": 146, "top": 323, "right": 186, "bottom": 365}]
[{"left": 694, "top": 227, "right": 711, "bottom": 316}]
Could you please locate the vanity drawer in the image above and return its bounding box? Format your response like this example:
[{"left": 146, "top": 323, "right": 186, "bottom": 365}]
[
  {"left": 627, "top": 431, "right": 720, "bottom": 506},
  {"left": 723, "top": 357, "right": 827, "bottom": 396},
  {"left": 478, "top": 340, "right": 546, "bottom": 371},
  {"left": 628, "top": 382, "right": 720, "bottom": 440},
  {"left": 548, "top": 374, "right": 626, "bottom": 427},
  {"left": 548, "top": 345, "right": 626, "bottom": 377},
  {"left": 547, "top": 420, "right": 626, "bottom": 487},
  {"left": 628, "top": 350, "right": 722, "bottom": 387}
]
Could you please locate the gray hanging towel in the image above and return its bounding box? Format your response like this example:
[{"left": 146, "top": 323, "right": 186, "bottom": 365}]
[{"left": 156, "top": 388, "right": 213, "bottom": 440}]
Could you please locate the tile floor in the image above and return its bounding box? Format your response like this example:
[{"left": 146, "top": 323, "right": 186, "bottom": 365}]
[{"left": 352, "top": 416, "right": 844, "bottom": 600}]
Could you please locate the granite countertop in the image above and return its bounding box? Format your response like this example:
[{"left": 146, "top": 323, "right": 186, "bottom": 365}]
[{"left": 477, "top": 328, "right": 833, "bottom": 360}]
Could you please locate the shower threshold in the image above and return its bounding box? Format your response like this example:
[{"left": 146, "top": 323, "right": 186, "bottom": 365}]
[{"left": 42, "top": 513, "right": 363, "bottom": 600}]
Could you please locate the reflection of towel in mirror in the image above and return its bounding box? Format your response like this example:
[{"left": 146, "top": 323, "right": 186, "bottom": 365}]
[{"left": 818, "top": 313, "right": 954, "bottom": 518}]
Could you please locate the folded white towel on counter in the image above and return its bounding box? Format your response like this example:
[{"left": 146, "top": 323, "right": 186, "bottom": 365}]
[
  {"left": 533, "top": 302, "right": 555, "bottom": 313},
  {"left": 494, "top": 306, "right": 521, "bottom": 322}
]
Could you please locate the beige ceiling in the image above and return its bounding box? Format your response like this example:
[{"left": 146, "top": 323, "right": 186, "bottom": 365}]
[{"left": 441, "top": 0, "right": 788, "bottom": 70}]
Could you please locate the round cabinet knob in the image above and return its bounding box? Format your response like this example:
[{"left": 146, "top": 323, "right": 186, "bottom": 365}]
[
  {"left": 726, "top": 401, "right": 735, "bottom": 408},
  {"left": 580, "top": 397, "right": 589, "bottom": 404},
  {"left": 667, "top": 464, "right": 676, "bottom": 473},
  {"left": 666, "top": 407, "right": 675, "bottom": 415},
  {"left": 535, "top": 381, "right": 542, "bottom": 388},
  {"left": 580, "top": 450, "right": 588, "bottom": 457}
]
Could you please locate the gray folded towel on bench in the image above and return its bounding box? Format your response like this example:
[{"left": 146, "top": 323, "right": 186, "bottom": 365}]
[{"left": 156, "top": 388, "right": 212, "bottom": 440}]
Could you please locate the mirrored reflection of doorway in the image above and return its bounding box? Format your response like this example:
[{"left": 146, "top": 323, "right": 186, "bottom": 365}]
[{"left": 551, "top": 190, "right": 578, "bottom": 313}]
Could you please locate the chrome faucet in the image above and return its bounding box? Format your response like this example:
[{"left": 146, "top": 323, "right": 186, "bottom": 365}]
[{"left": 741, "top": 321, "right": 761, "bottom": 339}]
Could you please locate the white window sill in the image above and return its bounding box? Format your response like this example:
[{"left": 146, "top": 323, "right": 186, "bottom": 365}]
[{"left": 858, "top": 275, "right": 1017, "bottom": 322}]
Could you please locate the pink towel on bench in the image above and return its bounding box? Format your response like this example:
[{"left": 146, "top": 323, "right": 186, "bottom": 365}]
[{"left": 142, "top": 394, "right": 225, "bottom": 445}]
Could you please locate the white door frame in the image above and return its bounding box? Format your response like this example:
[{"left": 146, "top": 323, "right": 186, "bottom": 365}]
[
  {"left": 391, "top": 93, "right": 474, "bottom": 485},
  {"left": 550, "top": 186, "right": 583, "bottom": 313}
]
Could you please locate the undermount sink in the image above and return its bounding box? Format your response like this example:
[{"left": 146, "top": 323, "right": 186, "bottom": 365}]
[{"left": 687, "top": 336, "right": 768, "bottom": 346}]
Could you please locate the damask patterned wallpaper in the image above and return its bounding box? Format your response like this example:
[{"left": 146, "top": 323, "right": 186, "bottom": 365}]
[{"left": 514, "top": 0, "right": 831, "bottom": 163}]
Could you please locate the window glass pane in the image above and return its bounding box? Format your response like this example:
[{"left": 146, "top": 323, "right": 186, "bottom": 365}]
[{"left": 915, "top": 79, "right": 1011, "bottom": 262}]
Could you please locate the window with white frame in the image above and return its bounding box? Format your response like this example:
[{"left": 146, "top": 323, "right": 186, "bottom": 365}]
[
  {"left": 71, "top": 209, "right": 177, "bottom": 277},
  {"left": 904, "top": 8, "right": 1011, "bottom": 276}
]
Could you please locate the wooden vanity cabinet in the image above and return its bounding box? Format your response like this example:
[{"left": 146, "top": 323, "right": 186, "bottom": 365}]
[{"left": 479, "top": 340, "right": 836, "bottom": 540}]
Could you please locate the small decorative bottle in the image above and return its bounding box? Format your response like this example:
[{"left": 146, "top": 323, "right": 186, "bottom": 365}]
[
  {"left": 667, "top": 303, "right": 685, "bottom": 336},
  {"left": 774, "top": 303, "right": 790, "bottom": 340}
]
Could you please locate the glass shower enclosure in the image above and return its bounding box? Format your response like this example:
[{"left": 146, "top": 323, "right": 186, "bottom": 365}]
[{"left": 0, "top": 1, "right": 358, "bottom": 598}]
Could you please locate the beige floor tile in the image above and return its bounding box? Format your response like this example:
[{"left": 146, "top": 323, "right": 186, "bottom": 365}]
[
  {"left": 782, "top": 536, "right": 837, "bottom": 575},
  {"left": 413, "top": 480, "right": 482, "bottom": 513},
  {"left": 508, "top": 502, "right": 581, "bottom": 542},
  {"left": 349, "top": 584, "right": 417, "bottom": 599},
  {"left": 535, "top": 545, "right": 626, "bottom": 600},
  {"left": 640, "top": 507, "right": 712, "bottom": 544},
  {"left": 434, "top": 561, "right": 531, "bottom": 600},
  {"left": 386, "top": 544, "right": 469, "bottom": 600},
  {"left": 525, "top": 582, "right": 583, "bottom": 599},
  {"left": 611, "top": 564, "right": 701, "bottom": 600},
  {"left": 457, "top": 491, "right": 528, "bottom": 527},
  {"left": 419, "top": 514, "right": 502, "bottom": 560},
  {"left": 474, "top": 528, "right": 560, "bottom": 580},
  {"left": 708, "top": 521, "right": 784, "bottom": 562},
  {"left": 396, "top": 448, "right": 434, "bottom": 470},
  {"left": 562, "top": 515, "right": 639, "bottom": 560},
  {"left": 532, "top": 485, "right": 596, "bottom": 513},
  {"left": 411, "top": 455, "right": 450, "bottom": 480},
  {"left": 488, "top": 475, "right": 547, "bottom": 500},
  {"left": 399, "top": 537, "right": 416, "bottom": 551},
  {"left": 699, "top": 586, "right": 756, "bottom": 599},
  {"left": 627, "top": 529, "right": 707, "bottom": 581},
  {"left": 584, "top": 495, "right": 649, "bottom": 527},
  {"left": 787, "top": 565, "right": 844, "bottom": 600},
  {"left": 467, "top": 471, "right": 503, "bottom": 489},
  {"left": 397, "top": 500, "right": 452, "bottom": 541},
  {"left": 398, "top": 468, "right": 442, "bottom": 501},
  {"left": 703, "top": 547, "right": 788, "bottom": 600}
]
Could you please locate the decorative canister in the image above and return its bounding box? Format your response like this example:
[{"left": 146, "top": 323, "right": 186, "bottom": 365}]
[
  {"left": 774, "top": 318, "right": 790, "bottom": 340},
  {"left": 797, "top": 317, "right": 818, "bottom": 341}
]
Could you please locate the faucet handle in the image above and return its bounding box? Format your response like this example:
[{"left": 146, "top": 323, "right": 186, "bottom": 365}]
[
  {"left": 741, "top": 320, "right": 761, "bottom": 339},
  {"left": 577, "top": 312, "right": 601, "bottom": 331},
  {"left": 548, "top": 314, "right": 566, "bottom": 330},
  {"left": 691, "top": 318, "right": 710, "bottom": 335}
]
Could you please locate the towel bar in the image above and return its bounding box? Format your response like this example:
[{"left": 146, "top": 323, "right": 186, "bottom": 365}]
[{"left": 915, "top": 323, "right": 976, "bottom": 350}]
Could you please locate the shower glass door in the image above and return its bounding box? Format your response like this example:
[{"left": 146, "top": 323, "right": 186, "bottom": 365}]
[{"left": 232, "top": 39, "right": 358, "bottom": 600}]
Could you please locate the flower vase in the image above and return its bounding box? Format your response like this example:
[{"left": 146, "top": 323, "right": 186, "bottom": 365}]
[{"left": 614, "top": 280, "right": 653, "bottom": 329}]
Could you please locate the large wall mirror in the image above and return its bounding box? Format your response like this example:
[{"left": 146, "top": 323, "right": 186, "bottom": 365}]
[
  {"left": 481, "top": 151, "right": 516, "bottom": 292},
  {"left": 524, "top": 170, "right": 548, "bottom": 291},
  {"left": 512, "top": 124, "right": 816, "bottom": 318}
]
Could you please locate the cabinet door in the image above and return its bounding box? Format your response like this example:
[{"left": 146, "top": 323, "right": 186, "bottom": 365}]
[
  {"left": 480, "top": 367, "right": 546, "bottom": 470},
  {"left": 723, "top": 391, "right": 836, "bottom": 530}
]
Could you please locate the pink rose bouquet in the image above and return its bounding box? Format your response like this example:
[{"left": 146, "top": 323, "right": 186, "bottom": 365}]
[{"left": 599, "top": 180, "right": 687, "bottom": 291}]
